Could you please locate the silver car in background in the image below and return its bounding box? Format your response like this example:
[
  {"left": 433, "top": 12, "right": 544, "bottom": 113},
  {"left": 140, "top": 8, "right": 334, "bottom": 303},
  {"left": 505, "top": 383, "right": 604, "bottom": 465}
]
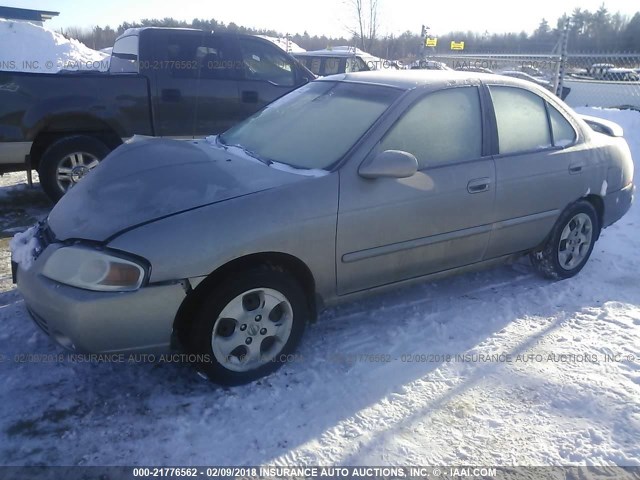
[{"left": 12, "top": 71, "right": 635, "bottom": 385}]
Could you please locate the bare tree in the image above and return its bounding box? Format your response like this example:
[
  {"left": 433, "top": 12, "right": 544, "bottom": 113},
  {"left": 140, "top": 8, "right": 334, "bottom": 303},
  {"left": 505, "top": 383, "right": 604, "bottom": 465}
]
[{"left": 346, "top": 0, "right": 379, "bottom": 52}]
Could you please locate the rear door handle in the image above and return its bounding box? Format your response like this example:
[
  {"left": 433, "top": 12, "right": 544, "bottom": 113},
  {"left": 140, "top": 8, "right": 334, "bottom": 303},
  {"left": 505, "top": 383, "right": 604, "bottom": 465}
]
[
  {"left": 569, "top": 164, "right": 583, "bottom": 174},
  {"left": 467, "top": 177, "right": 491, "bottom": 194},
  {"left": 242, "top": 90, "right": 259, "bottom": 103}
]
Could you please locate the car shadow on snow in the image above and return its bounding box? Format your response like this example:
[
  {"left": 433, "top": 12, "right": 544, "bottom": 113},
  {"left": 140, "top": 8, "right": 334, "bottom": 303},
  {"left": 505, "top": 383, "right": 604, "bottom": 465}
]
[
  {"left": 1, "top": 258, "right": 623, "bottom": 466},
  {"left": 338, "top": 307, "right": 640, "bottom": 466}
]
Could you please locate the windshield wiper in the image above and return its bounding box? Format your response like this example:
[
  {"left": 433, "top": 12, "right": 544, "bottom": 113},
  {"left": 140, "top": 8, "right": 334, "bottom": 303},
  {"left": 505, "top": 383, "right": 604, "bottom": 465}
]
[
  {"left": 216, "top": 135, "right": 272, "bottom": 166},
  {"left": 227, "top": 144, "right": 272, "bottom": 166},
  {"left": 239, "top": 146, "right": 272, "bottom": 166}
]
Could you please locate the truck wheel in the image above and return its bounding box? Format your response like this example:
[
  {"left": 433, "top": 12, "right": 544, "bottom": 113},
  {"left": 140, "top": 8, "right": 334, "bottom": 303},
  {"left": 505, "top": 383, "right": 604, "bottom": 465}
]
[
  {"left": 187, "top": 265, "right": 309, "bottom": 385},
  {"left": 39, "top": 136, "right": 111, "bottom": 201},
  {"left": 530, "top": 200, "right": 599, "bottom": 279}
]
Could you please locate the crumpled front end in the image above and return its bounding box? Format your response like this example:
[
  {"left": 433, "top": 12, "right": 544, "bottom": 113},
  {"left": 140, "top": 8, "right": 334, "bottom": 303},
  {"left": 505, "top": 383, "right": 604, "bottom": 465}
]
[{"left": 12, "top": 222, "right": 185, "bottom": 354}]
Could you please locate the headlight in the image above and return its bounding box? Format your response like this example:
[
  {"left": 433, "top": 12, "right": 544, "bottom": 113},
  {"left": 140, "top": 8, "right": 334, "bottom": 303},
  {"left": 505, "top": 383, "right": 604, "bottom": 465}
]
[{"left": 42, "top": 246, "right": 147, "bottom": 292}]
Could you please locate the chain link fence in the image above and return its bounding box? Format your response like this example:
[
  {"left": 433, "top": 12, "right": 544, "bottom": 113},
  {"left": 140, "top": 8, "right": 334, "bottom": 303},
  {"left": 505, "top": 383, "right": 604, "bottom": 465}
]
[{"left": 424, "top": 53, "right": 640, "bottom": 110}]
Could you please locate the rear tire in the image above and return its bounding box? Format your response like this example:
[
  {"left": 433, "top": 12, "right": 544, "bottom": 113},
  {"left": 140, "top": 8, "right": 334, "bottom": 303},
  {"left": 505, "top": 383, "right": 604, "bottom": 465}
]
[
  {"left": 530, "top": 200, "right": 599, "bottom": 279},
  {"left": 38, "top": 135, "right": 111, "bottom": 202},
  {"left": 186, "top": 265, "right": 309, "bottom": 385}
]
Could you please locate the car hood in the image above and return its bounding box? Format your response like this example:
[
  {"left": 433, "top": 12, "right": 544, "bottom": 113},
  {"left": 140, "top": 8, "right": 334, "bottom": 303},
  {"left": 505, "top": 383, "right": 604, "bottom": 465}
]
[{"left": 48, "top": 137, "right": 308, "bottom": 242}]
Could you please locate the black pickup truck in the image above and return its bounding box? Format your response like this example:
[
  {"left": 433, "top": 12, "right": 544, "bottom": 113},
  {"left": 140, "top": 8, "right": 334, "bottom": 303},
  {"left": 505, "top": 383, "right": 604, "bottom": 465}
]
[{"left": 0, "top": 27, "right": 313, "bottom": 200}]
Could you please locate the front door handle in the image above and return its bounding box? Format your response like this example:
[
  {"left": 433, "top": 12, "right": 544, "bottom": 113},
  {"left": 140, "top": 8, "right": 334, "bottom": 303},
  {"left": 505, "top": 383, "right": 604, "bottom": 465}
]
[
  {"left": 467, "top": 177, "right": 491, "bottom": 194},
  {"left": 569, "top": 164, "right": 583, "bottom": 174}
]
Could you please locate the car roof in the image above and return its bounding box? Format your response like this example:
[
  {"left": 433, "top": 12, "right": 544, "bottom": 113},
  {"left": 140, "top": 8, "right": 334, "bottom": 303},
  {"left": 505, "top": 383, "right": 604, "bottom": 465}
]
[
  {"left": 318, "top": 69, "right": 517, "bottom": 90},
  {"left": 294, "top": 50, "right": 364, "bottom": 58},
  {"left": 607, "top": 68, "right": 635, "bottom": 73}
]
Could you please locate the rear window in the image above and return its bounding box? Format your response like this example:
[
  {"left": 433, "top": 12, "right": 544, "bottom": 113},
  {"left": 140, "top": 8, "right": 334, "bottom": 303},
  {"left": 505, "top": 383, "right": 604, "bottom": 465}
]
[{"left": 110, "top": 35, "right": 139, "bottom": 73}]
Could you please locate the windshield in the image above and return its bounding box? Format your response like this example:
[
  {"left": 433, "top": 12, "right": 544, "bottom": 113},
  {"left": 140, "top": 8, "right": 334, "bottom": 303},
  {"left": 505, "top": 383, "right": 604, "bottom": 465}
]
[{"left": 219, "top": 81, "right": 402, "bottom": 170}]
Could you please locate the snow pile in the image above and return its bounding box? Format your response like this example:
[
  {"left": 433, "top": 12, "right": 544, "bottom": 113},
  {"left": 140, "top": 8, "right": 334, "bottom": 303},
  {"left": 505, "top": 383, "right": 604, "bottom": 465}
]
[
  {"left": 9, "top": 225, "right": 38, "bottom": 270},
  {"left": 0, "top": 19, "right": 109, "bottom": 73},
  {"left": 257, "top": 35, "right": 305, "bottom": 53}
]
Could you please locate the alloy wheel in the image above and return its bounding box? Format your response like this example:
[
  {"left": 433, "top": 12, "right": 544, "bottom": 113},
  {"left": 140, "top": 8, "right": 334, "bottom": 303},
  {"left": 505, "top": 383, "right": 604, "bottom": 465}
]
[
  {"left": 211, "top": 288, "right": 293, "bottom": 372},
  {"left": 557, "top": 212, "right": 593, "bottom": 270},
  {"left": 56, "top": 152, "right": 100, "bottom": 192}
]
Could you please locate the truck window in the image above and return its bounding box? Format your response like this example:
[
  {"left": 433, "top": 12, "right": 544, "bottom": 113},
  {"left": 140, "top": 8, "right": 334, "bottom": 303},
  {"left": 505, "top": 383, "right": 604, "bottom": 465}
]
[
  {"left": 346, "top": 57, "right": 368, "bottom": 73},
  {"left": 295, "top": 55, "right": 342, "bottom": 76},
  {"left": 198, "top": 38, "right": 243, "bottom": 80},
  {"left": 304, "top": 57, "right": 322, "bottom": 75},
  {"left": 165, "top": 34, "right": 203, "bottom": 79},
  {"left": 238, "top": 38, "right": 296, "bottom": 86},
  {"left": 165, "top": 34, "right": 242, "bottom": 80},
  {"left": 111, "top": 35, "right": 139, "bottom": 73},
  {"left": 323, "top": 58, "right": 341, "bottom": 75}
]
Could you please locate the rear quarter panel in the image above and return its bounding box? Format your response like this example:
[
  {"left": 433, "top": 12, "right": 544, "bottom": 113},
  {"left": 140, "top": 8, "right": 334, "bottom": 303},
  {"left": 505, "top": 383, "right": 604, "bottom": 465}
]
[{"left": 547, "top": 96, "right": 615, "bottom": 206}]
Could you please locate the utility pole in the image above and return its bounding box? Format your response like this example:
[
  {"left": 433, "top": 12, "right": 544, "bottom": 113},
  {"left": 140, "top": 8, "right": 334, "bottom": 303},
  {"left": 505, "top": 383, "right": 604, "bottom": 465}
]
[
  {"left": 553, "top": 19, "right": 570, "bottom": 98},
  {"left": 420, "top": 24, "right": 430, "bottom": 63}
]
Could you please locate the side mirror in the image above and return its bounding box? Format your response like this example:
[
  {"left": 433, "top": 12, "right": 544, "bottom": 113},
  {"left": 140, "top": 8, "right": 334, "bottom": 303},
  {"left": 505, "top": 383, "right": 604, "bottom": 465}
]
[{"left": 359, "top": 150, "right": 419, "bottom": 179}]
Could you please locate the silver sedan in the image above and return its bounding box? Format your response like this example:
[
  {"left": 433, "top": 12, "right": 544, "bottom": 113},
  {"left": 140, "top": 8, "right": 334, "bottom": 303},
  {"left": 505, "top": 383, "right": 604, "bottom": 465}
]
[{"left": 12, "top": 71, "right": 635, "bottom": 385}]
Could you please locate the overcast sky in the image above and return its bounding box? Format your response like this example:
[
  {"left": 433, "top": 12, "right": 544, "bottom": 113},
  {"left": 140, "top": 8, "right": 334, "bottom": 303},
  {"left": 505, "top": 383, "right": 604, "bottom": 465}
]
[{"left": 9, "top": 0, "right": 640, "bottom": 37}]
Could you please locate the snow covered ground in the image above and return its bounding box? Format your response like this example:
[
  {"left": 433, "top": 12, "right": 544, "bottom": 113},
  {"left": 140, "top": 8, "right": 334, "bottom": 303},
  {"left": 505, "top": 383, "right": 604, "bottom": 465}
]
[
  {"left": 0, "top": 108, "right": 638, "bottom": 467},
  {"left": 0, "top": 19, "right": 109, "bottom": 73}
]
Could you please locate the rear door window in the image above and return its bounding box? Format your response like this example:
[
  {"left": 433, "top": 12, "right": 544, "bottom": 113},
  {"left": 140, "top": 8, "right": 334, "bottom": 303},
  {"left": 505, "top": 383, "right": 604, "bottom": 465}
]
[
  {"left": 547, "top": 104, "right": 576, "bottom": 147},
  {"left": 198, "top": 36, "right": 243, "bottom": 79},
  {"left": 488, "top": 86, "right": 552, "bottom": 154},
  {"left": 163, "top": 33, "right": 242, "bottom": 80},
  {"left": 165, "top": 33, "right": 205, "bottom": 79}
]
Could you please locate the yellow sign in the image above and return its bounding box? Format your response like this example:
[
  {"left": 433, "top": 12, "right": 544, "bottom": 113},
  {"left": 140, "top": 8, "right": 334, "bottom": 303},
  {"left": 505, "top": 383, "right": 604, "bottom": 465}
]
[
  {"left": 425, "top": 37, "right": 438, "bottom": 47},
  {"left": 450, "top": 41, "right": 465, "bottom": 50}
]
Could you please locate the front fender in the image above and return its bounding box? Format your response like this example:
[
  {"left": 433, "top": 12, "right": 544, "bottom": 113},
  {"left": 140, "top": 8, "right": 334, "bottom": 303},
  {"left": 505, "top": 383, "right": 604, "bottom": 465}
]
[{"left": 107, "top": 174, "right": 340, "bottom": 301}]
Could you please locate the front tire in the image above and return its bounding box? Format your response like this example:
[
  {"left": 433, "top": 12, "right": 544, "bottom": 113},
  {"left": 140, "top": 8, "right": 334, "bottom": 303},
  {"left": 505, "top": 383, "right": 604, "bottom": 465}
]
[
  {"left": 530, "top": 200, "right": 599, "bottom": 279},
  {"left": 38, "top": 135, "right": 111, "bottom": 202},
  {"left": 187, "top": 266, "right": 309, "bottom": 385}
]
